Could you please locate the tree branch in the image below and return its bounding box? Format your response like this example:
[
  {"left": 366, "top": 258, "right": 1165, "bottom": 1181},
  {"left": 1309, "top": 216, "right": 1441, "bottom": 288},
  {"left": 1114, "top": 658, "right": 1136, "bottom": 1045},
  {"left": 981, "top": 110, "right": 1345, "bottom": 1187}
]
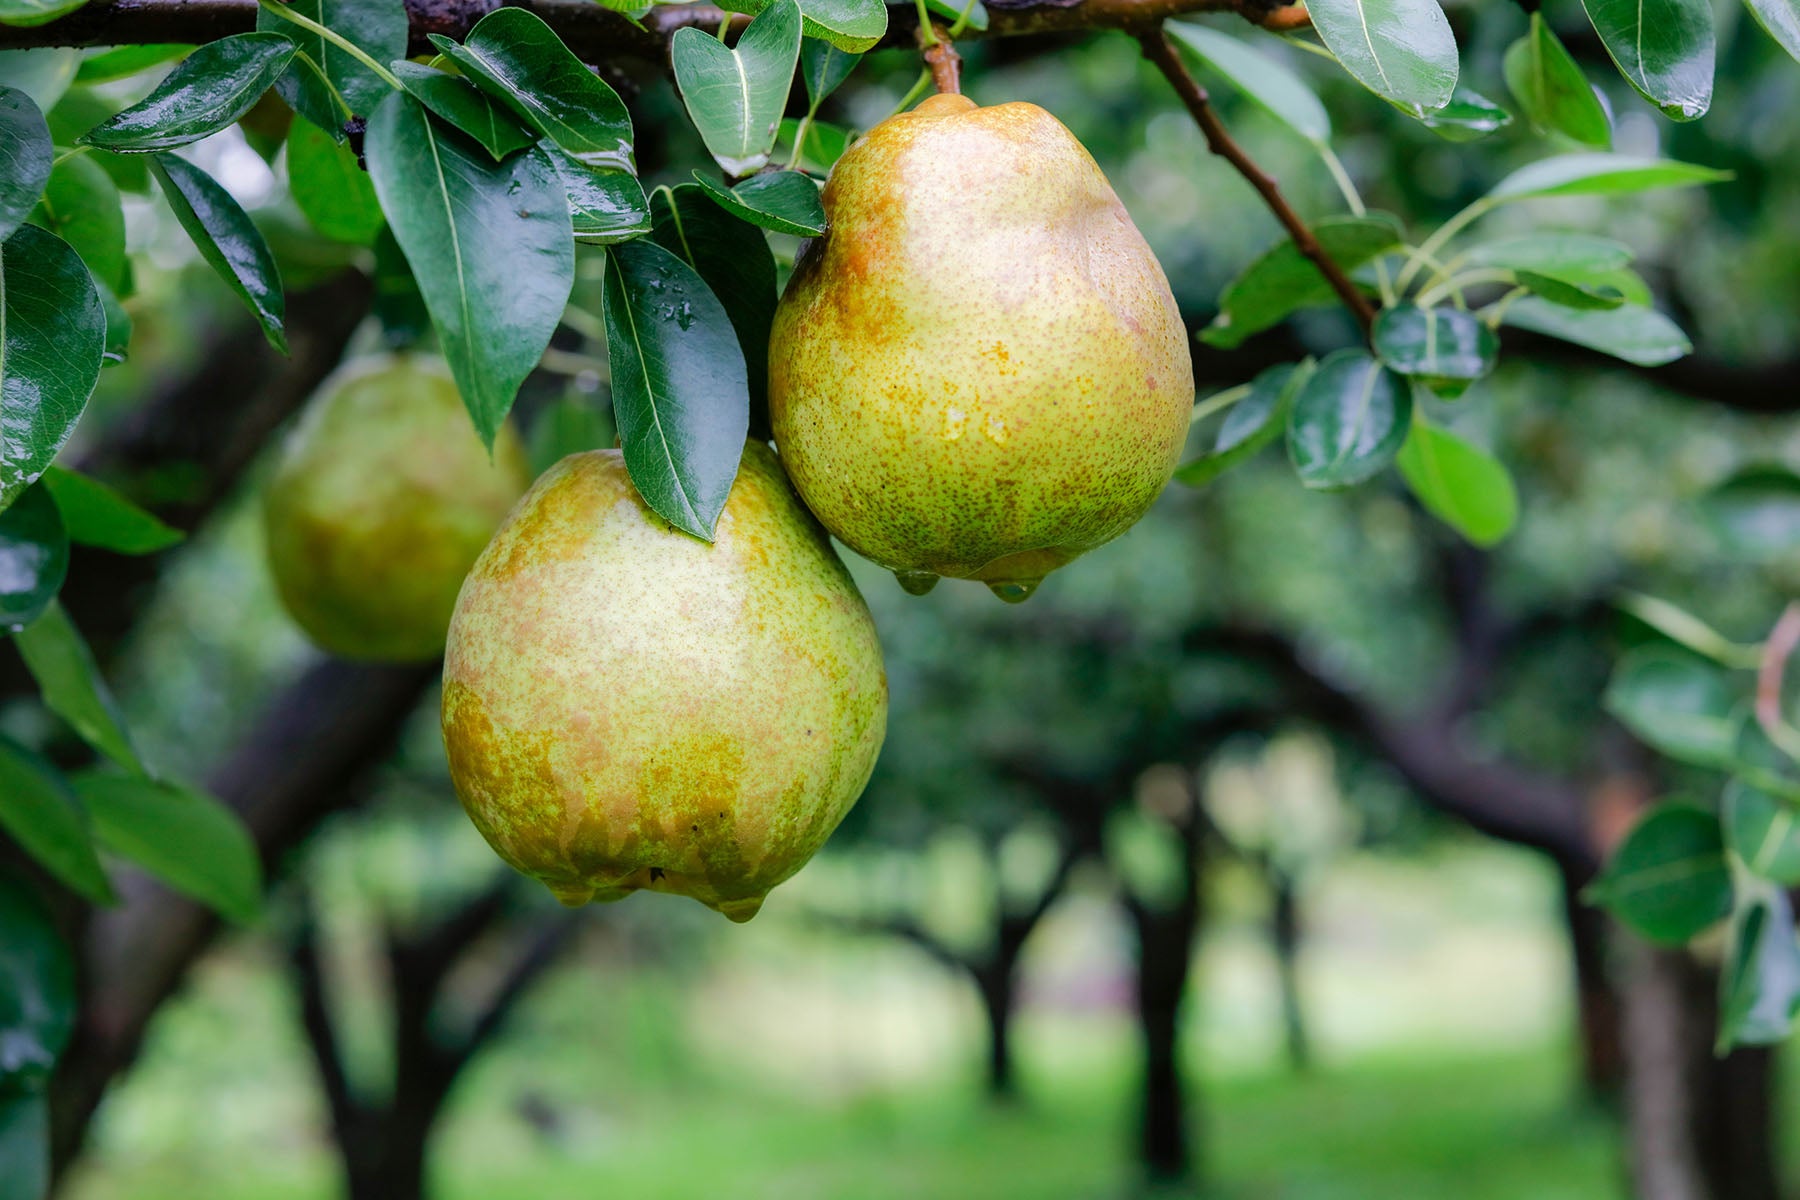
[
  {"left": 289, "top": 893, "right": 363, "bottom": 1144},
  {"left": 1137, "top": 26, "right": 1377, "bottom": 334},
  {"left": 447, "top": 911, "right": 582, "bottom": 1076},
  {"left": 919, "top": 21, "right": 963, "bottom": 95}
]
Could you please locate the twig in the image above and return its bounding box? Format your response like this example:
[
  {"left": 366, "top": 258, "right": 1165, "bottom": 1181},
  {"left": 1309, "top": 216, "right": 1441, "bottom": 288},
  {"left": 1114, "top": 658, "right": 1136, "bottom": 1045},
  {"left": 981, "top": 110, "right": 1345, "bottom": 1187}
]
[
  {"left": 1756, "top": 603, "right": 1800, "bottom": 762},
  {"left": 918, "top": 19, "right": 962, "bottom": 94},
  {"left": 1137, "top": 26, "right": 1376, "bottom": 333}
]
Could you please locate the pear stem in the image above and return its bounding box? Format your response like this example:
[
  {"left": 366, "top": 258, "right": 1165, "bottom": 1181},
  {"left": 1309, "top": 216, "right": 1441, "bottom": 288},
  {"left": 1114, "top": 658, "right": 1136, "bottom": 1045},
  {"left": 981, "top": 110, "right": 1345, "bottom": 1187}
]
[
  {"left": 1137, "top": 25, "right": 1376, "bottom": 335},
  {"left": 917, "top": 18, "right": 962, "bottom": 93}
]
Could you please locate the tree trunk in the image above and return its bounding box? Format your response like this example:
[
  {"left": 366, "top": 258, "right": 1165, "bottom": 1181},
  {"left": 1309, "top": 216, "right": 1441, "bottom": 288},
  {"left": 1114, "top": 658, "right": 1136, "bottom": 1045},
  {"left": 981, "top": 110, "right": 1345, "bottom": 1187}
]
[
  {"left": 1130, "top": 904, "right": 1196, "bottom": 1182},
  {"left": 1558, "top": 857, "right": 1624, "bottom": 1101},
  {"left": 1270, "top": 872, "right": 1309, "bottom": 1073},
  {"left": 977, "top": 968, "right": 1017, "bottom": 1101}
]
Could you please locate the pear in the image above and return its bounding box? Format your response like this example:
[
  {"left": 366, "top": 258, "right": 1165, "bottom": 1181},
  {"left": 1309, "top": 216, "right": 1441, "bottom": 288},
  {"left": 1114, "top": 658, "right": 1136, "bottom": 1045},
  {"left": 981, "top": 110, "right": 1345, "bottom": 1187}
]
[
  {"left": 769, "top": 93, "right": 1194, "bottom": 603},
  {"left": 440, "top": 443, "right": 888, "bottom": 922},
  {"left": 263, "top": 354, "right": 531, "bottom": 662}
]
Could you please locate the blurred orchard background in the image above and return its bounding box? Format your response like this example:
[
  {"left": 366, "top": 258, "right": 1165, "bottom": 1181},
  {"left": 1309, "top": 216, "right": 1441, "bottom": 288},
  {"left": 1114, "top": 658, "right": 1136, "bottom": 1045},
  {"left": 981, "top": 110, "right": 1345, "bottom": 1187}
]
[{"left": 7, "top": 2, "right": 1800, "bottom": 1198}]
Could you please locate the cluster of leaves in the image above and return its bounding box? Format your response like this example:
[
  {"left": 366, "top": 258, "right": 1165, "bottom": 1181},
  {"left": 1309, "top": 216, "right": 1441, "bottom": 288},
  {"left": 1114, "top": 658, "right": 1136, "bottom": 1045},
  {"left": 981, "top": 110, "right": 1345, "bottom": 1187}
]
[{"left": 1165, "top": 21, "right": 1726, "bottom": 547}]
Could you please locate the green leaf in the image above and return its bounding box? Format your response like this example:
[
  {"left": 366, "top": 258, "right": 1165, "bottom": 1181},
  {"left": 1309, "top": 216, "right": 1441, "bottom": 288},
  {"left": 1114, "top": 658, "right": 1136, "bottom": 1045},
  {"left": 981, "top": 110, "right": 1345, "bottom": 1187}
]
[
  {"left": 1745, "top": 0, "right": 1800, "bottom": 63},
  {"left": 257, "top": 0, "right": 405, "bottom": 118},
  {"left": 271, "top": 47, "right": 349, "bottom": 137},
  {"left": 0, "top": 736, "right": 113, "bottom": 904},
  {"left": 81, "top": 34, "right": 297, "bottom": 153},
  {"left": 1718, "top": 884, "right": 1800, "bottom": 1050},
  {"left": 692, "top": 169, "right": 824, "bottom": 237},
  {"left": 1581, "top": 0, "right": 1713, "bottom": 120},
  {"left": 370, "top": 224, "right": 428, "bottom": 350},
  {"left": 431, "top": 8, "right": 633, "bottom": 171},
  {"left": 527, "top": 395, "right": 612, "bottom": 475},
  {"left": 671, "top": 0, "right": 802, "bottom": 176},
  {"left": 44, "top": 90, "right": 148, "bottom": 195},
  {"left": 1303, "top": 0, "right": 1458, "bottom": 114},
  {"left": 1166, "top": 22, "right": 1328, "bottom": 144},
  {"left": 601, "top": 239, "right": 749, "bottom": 540},
  {"left": 0, "top": 1091, "right": 48, "bottom": 1200},
  {"left": 649, "top": 182, "right": 778, "bottom": 439},
  {"left": 39, "top": 466, "right": 181, "bottom": 554},
  {"left": 0, "top": 874, "right": 73, "bottom": 1089},
  {"left": 777, "top": 116, "right": 850, "bottom": 174},
  {"left": 1201, "top": 214, "right": 1401, "bottom": 349},
  {"left": 0, "top": 49, "right": 79, "bottom": 113},
  {"left": 1175, "top": 361, "right": 1308, "bottom": 487},
  {"left": 1501, "top": 297, "right": 1690, "bottom": 367},
  {"left": 1286, "top": 349, "right": 1411, "bottom": 490},
  {"left": 1465, "top": 233, "right": 1632, "bottom": 273},
  {"left": 1513, "top": 269, "right": 1624, "bottom": 310},
  {"left": 1, "top": 223, "right": 105, "bottom": 509},
  {"left": 1503, "top": 14, "right": 1611, "bottom": 148},
  {"left": 1396, "top": 419, "right": 1518, "bottom": 546},
  {"left": 1372, "top": 305, "right": 1496, "bottom": 397},
  {"left": 390, "top": 61, "right": 537, "bottom": 160},
  {"left": 921, "top": 0, "right": 985, "bottom": 30},
  {"left": 0, "top": 481, "right": 65, "bottom": 629},
  {"left": 0, "top": 0, "right": 84, "bottom": 28},
  {"left": 724, "top": 0, "right": 884, "bottom": 53},
  {"left": 551, "top": 149, "right": 650, "bottom": 244},
  {"left": 73, "top": 771, "right": 262, "bottom": 923},
  {"left": 1698, "top": 467, "right": 1800, "bottom": 559},
  {"left": 1487, "top": 153, "right": 1728, "bottom": 202},
  {"left": 287, "top": 116, "right": 382, "bottom": 244},
  {"left": 93, "top": 276, "right": 130, "bottom": 366},
  {"left": 364, "top": 95, "right": 573, "bottom": 446},
  {"left": 0, "top": 87, "right": 52, "bottom": 241},
  {"left": 1724, "top": 779, "right": 1800, "bottom": 884},
  {"left": 1420, "top": 88, "right": 1513, "bottom": 142},
  {"left": 1589, "top": 801, "right": 1732, "bottom": 944},
  {"left": 73, "top": 43, "right": 190, "bottom": 84},
  {"left": 150, "top": 153, "right": 287, "bottom": 353},
  {"left": 14, "top": 600, "right": 143, "bottom": 773},
  {"left": 800, "top": 38, "right": 860, "bottom": 105},
  {"left": 1605, "top": 645, "right": 1742, "bottom": 767},
  {"left": 28, "top": 151, "right": 125, "bottom": 292}
]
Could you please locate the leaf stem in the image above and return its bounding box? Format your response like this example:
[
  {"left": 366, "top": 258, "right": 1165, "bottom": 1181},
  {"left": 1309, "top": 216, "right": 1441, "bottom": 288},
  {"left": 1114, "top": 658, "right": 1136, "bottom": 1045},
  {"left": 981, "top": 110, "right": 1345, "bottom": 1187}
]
[
  {"left": 1618, "top": 592, "right": 1766, "bottom": 670},
  {"left": 1396, "top": 197, "right": 1494, "bottom": 294},
  {"left": 1189, "top": 383, "right": 1250, "bottom": 425},
  {"left": 1757, "top": 603, "right": 1800, "bottom": 763},
  {"left": 889, "top": 68, "right": 933, "bottom": 116},
  {"left": 257, "top": 0, "right": 402, "bottom": 92},
  {"left": 1416, "top": 268, "right": 1514, "bottom": 309}
]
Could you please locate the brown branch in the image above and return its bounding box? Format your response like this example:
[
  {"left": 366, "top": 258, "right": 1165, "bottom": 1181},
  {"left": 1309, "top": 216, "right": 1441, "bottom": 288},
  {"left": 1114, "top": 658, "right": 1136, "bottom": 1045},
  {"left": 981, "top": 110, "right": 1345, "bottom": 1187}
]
[
  {"left": 1756, "top": 603, "right": 1800, "bottom": 756},
  {"left": 919, "top": 21, "right": 963, "bottom": 95},
  {"left": 1137, "top": 26, "right": 1377, "bottom": 334}
]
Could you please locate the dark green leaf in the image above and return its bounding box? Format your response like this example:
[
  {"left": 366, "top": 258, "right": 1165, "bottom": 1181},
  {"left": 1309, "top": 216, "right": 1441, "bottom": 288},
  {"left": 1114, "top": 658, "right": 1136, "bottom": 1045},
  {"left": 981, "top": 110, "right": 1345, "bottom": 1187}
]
[
  {"left": 724, "top": 0, "right": 885, "bottom": 53},
  {"left": 1725, "top": 779, "right": 1800, "bottom": 884},
  {"left": 73, "top": 43, "right": 189, "bottom": 84},
  {"left": 14, "top": 601, "right": 142, "bottom": 773},
  {"left": 0, "top": 874, "right": 73, "bottom": 1089},
  {"left": 0, "top": 482, "right": 65, "bottom": 629},
  {"left": 390, "top": 61, "right": 537, "bottom": 160},
  {"left": 1304, "top": 0, "right": 1458, "bottom": 114},
  {"left": 73, "top": 771, "right": 262, "bottom": 923},
  {"left": 287, "top": 116, "right": 382, "bottom": 244},
  {"left": 0, "top": 87, "right": 51, "bottom": 241},
  {"left": 1285, "top": 349, "right": 1411, "bottom": 489},
  {"left": 1487, "top": 153, "right": 1728, "bottom": 202},
  {"left": 1420, "top": 88, "right": 1512, "bottom": 141},
  {"left": 431, "top": 8, "right": 632, "bottom": 170},
  {"left": 1175, "top": 361, "right": 1308, "bottom": 487},
  {"left": 692, "top": 169, "right": 824, "bottom": 236},
  {"left": 551, "top": 148, "right": 649, "bottom": 244},
  {"left": 28, "top": 151, "right": 125, "bottom": 292},
  {"left": 1166, "top": 22, "right": 1328, "bottom": 144},
  {"left": 671, "top": 0, "right": 802, "bottom": 176},
  {"left": 0, "top": 736, "right": 112, "bottom": 903},
  {"left": 800, "top": 38, "right": 860, "bottom": 105},
  {"left": 0, "top": 1091, "right": 48, "bottom": 1200},
  {"left": 0, "top": 223, "right": 105, "bottom": 509},
  {"left": 40, "top": 466, "right": 181, "bottom": 554},
  {"left": 1605, "top": 645, "right": 1742, "bottom": 767},
  {"left": 1503, "top": 14, "right": 1611, "bottom": 147},
  {"left": 45, "top": 89, "right": 149, "bottom": 195},
  {"left": 1396, "top": 419, "right": 1518, "bottom": 546},
  {"left": 1501, "top": 297, "right": 1689, "bottom": 367},
  {"left": 364, "top": 95, "right": 573, "bottom": 446},
  {"left": 150, "top": 153, "right": 286, "bottom": 352},
  {"left": 1513, "top": 268, "right": 1624, "bottom": 310},
  {"left": 1718, "top": 885, "right": 1800, "bottom": 1049},
  {"left": 649, "top": 182, "right": 777, "bottom": 439},
  {"left": 1698, "top": 467, "right": 1800, "bottom": 559},
  {"left": 1201, "top": 214, "right": 1401, "bottom": 349},
  {"left": 0, "top": 0, "right": 84, "bottom": 28},
  {"left": 274, "top": 48, "right": 349, "bottom": 137},
  {"left": 601, "top": 239, "right": 748, "bottom": 540},
  {"left": 257, "top": 0, "right": 405, "bottom": 117},
  {"left": 1581, "top": 0, "right": 1714, "bottom": 120},
  {"left": 1745, "top": 0, "right": 1800, "bottom": 63},
  {"left": 1589, "top": 801, "right": 1732, "bottom": 944},
  {"left": 1372, "top": 305, "right": 1497, "bottom": 397},
  {"left": 81, "top": 34, "right": 296, "bottom": 152},
  {"left": 370, "top": 224, "right": 428, "bottom": 349}
]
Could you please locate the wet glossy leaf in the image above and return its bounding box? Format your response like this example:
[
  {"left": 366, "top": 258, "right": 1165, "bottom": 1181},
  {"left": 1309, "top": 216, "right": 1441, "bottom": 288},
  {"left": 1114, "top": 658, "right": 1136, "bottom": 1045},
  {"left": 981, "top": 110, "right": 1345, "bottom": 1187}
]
[
  {"left": 258, "top": 0, "right": 405, "bottom": 118},
  {"left": 15, "top": 601, "right": 142, "bottom": 773},
  {"left": 0, "top": 736, "right": 113, "bottom": 903},
  {"left": 1487, "top": 153, "right": 1728, "bottom": 202},
  {"left": 82, "top": 34, "right": 296, "bottom": 152},
  {"left": 0, "top": 482, "right": 65, "bottom": 628},
  {"left": 1202, "top": 214, "right": 1401, "bottom": 349},
  {"left": 287, "top": 116, "right": 381, "bottom": 244},
  {"left": 390, "top": 61, "right": 537, "bottom": 160},
  {"left": 551, "top": 148, "right": 649, "bottom": 244},
  {"left": 28, "top": 151, "right": 124, "bottom": 291},
  {"left": 1718, "top": 885, "right": 1800, "bottom": 1049},
  {"left": 1286, "top": 349, "right": 1411, "bottom": 490},
  {"left": 724, "top": 0, "right": 884, "bottom": 52},
  {"left": 1503, "top": 13, "right": 1610, "bottom": 147},
  {"left": 1372, "top": 305, "right": 1496, "bottom": 397},
  {"left": 1581, "top": 0, "right": 1713, "bottom": 120},
  {"left": 1420, "top": 88, "right": 1512, "bottom": 141},
  {"left": 1396, "top": 419, "right": 1518, "bottom": 546},
  {"left": 73, "top": 771, "right": 262, "bottom": 923},
  {"left": 1501, "top": 297, "right": 1690, "bottom": 367},
  {"left": 1166, "top": 22, "right": 1327, "bottom": 143},
  {"left": 692, "top": 170, "right": 824, "bottom": 237},
  {"left": 0, "top": 87, "right": 51, "bottom": 241},
  {"left": 0, "top": 874, "right": 73, "bottom": 1089},
  {"left": 0, "top": 223, "right": 105, "bottom": 509},
  {"left": 365, "top": 95, "right": 572, "bottom": 446},
  {"left": 431, "top": 8, "right": 632, "bottom": 171},
  {"left": 1746, "top": 0, "right": 1800, "bottom": 63},
  {"left": 151, "top": 153, "right": 286, "bottom": 352},
  {"left": 1605, "top": 645, "right": 1742, "bottom": 767},
  {"left": 40, "top": 466, "right": 180, "bottom": 554},
  {"left": 1589, "top": 801, "right": 1732, "bottom": 944},
  {"left": 1175, "top": 361, "right": 1309, "bottom": 487},
  {"left": 1698, "top": 467, "right": 1800, "bottom": 558},
  {"left": 73, "top": 43, "right": 188, "bottom": 84},
  {"left": 601, "top": 239, "right": 748, "bottom": 540},
  {"left": 800, "top": 38, "right": 860, "bottom": 104},
  {"left": 1304, "top": 0, "right": 1458, "bottom": 114},
  {"left": 672, "top": 0, "right": 802, "bottom": 176}
]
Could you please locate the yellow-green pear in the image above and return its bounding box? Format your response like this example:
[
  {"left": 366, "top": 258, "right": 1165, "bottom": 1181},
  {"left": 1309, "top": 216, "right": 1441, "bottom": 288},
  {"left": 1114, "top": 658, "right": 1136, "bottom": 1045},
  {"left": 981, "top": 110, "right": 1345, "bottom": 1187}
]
[
  {"left": 769, "top": 93, "right": 1194, "bottom": 602},
  {"left": 440, "top": 443, "right": 887, "bottom": 922},
  {"left": 262, "top": 354, "right": 531, "bottom": 662}
]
